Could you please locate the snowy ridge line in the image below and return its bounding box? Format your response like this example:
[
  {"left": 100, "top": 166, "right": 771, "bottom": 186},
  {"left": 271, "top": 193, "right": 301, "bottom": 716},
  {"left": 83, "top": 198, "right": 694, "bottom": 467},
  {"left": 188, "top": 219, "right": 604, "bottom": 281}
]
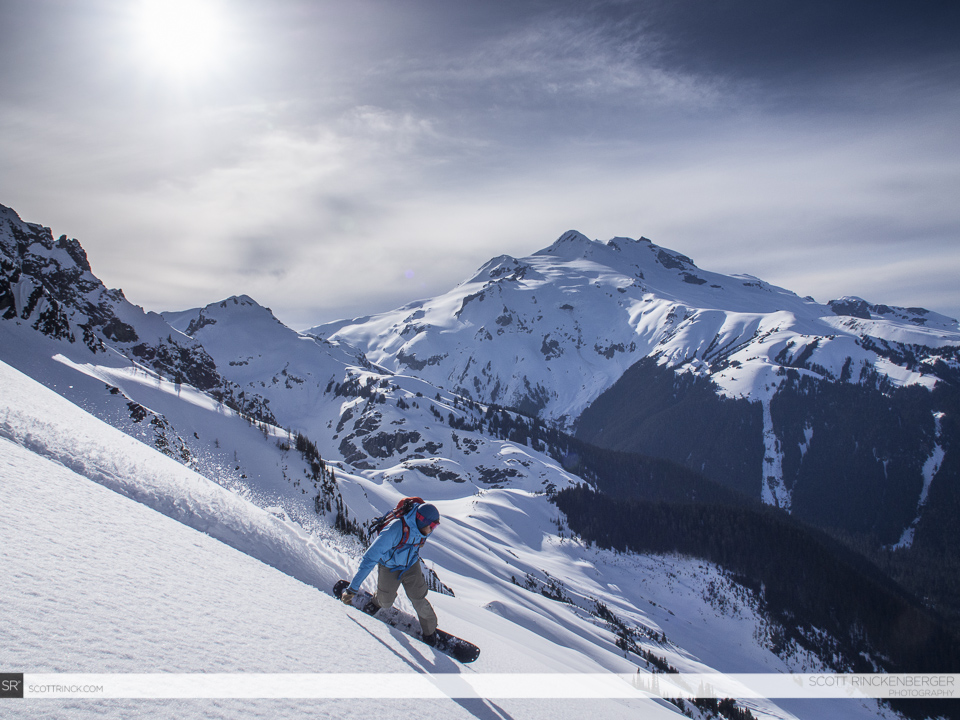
[
  {"left": 17, "top": 672, "right": 959, "bottom": 700},
  {"left": 0, "top": 359, "right": 348, "bottom": 594}
]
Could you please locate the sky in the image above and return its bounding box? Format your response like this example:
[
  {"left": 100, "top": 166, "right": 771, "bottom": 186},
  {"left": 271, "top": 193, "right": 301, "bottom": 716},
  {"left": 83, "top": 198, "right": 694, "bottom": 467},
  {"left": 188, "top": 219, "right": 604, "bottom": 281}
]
[{"left": 1, "top": 0, "right": 959, "bottom": 329}]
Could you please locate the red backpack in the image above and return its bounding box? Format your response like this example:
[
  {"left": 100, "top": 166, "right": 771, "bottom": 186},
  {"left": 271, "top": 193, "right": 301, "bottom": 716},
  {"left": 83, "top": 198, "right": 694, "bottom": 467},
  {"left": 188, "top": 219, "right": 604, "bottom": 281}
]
[{"left": 370, "top": 496, "right": 426, "bottom": 550}]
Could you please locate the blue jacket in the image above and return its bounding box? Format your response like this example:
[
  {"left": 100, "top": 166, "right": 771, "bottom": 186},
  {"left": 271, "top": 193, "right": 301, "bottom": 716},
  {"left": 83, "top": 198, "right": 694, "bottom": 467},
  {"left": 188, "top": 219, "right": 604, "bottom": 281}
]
[{"left": 347, "top": 506, "right": 429, "bottom": 593}]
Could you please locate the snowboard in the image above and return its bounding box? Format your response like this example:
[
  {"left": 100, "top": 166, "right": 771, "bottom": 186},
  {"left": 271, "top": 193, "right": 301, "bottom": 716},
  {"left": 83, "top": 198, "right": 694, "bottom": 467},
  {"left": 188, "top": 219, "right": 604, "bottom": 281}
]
[{"left": 333, "top": 579, "right": 480, "bottom": 663}]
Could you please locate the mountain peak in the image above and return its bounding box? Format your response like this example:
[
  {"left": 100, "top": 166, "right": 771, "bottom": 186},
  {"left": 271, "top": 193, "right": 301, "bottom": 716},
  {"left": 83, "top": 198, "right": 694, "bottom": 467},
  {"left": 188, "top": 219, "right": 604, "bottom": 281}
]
[
  {"left": 556, "top": 229, "right": 591, "bottom": 244},
  {"left": 209, "top": 294, "right": 281, "bottom": 322},
  {"left": 472, "top": 254, "right": 520, "bottom": 279},
  {"left": 220, "top": 294, "right": 262, "bottom": 309},
  {"left": 163, "top": 294, "right": 283, "bottom": 340},
  {"left": 534, "top": 230, "right": 600, "bottom": 258},
  {"left": 533, "top": 232, "right": 701, "bottom": 277}
]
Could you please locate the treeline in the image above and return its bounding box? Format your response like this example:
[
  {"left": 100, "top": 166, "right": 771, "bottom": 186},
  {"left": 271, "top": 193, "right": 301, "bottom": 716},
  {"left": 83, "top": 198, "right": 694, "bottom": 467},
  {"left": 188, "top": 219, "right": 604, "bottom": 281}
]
[
  {"left": 772, "top": 365, "right": 960, "bottom": 637},
  {"left": 557, "top": 441, "right": 748, "bottom": 507},
  {"left": 284, "top": 430, "right": 364, "bottom": 540},
  {"left": 553, "top": 485, "right": 960, "bottom": 679},
  {"left": 424, "top": 387, "right": 749, "bottom": 506},
  {"left": 833, "top": 530, "right": 960, "bottom": 641},
  {"left": 573, "top": 353, "right": 960, "bottom": 557},
  {"left": 772, "top": 368, "right": 945, "bottom": 545},
  {"left": 575, "top": 357, "right": 765, "bottom": 498}
]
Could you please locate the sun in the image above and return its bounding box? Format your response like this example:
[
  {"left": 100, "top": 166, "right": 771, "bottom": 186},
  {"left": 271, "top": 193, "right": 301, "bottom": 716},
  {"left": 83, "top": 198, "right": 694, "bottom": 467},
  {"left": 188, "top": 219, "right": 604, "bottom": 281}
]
[{"left": 134, "top": 0, "right": 226, "bottom": 78}]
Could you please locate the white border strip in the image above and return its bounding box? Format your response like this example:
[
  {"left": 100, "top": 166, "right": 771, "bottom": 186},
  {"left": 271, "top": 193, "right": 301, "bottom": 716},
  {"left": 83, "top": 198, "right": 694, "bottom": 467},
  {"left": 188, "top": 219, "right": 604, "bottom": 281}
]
[{"left": 13, "top": 673, "right": 960, "bottom": 700}]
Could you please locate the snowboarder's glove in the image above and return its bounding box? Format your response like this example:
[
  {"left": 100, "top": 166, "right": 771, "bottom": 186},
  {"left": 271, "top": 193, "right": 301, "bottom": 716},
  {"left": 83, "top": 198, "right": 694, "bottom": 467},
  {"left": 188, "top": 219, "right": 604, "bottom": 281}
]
[{"left": 340, "top": 589, "right": 357, "bottom": 605}]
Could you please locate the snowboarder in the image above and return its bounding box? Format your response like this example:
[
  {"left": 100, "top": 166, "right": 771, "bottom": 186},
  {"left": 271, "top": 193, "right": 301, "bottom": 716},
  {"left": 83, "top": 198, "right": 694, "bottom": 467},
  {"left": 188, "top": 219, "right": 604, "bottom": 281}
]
[{"left": 340, "top": 501, "right": 442, "bottom": 645}]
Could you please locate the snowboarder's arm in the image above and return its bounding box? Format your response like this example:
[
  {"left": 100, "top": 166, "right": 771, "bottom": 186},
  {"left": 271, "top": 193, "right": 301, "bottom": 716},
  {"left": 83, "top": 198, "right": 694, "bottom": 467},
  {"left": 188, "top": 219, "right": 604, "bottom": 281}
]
[{"left": 347, "top": 522, "right": 401, "bottom": 592}]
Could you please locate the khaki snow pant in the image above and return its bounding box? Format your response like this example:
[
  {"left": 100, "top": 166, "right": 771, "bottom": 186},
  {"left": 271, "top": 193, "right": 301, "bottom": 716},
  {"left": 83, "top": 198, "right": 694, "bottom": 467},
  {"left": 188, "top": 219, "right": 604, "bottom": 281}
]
[{"left": 376, "top": 560, "right": 438, "bottom": 636}]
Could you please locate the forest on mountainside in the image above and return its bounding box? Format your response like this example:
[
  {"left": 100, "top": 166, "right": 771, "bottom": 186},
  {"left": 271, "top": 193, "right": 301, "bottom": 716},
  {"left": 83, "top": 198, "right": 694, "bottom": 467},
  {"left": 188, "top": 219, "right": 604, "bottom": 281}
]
[{"left": 553, "top": 485, "right": 960, "bottom": 693}]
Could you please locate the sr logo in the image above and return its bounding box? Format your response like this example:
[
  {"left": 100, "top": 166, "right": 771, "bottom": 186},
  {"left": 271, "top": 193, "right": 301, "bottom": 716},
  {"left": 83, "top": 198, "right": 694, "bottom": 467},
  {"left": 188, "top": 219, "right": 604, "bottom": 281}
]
[{"left": 1, "top": 674, "right": 24, "bottom": 698}]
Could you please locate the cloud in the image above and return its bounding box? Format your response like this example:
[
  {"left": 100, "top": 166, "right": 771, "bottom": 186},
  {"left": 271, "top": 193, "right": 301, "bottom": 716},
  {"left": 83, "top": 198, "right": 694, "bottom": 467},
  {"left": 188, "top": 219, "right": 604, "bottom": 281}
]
[
  {"left": 371, "top": 11, "right": 724, "bottom": 131},
  {"left": 1, "top": 0, "right": 957, "bottom": 327}
]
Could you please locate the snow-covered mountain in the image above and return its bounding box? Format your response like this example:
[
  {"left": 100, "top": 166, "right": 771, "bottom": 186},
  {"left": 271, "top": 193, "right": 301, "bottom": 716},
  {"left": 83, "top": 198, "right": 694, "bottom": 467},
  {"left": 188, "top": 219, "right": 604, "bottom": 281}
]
[
  {"left": 162, "top": 294, "right": 372, "bottom": 438},
  {"left": 2, "top": 201, "right": 955, "bottom": 720},
  {"left": 311, "top": 230, "right": 958, "bottom": 429},
  {"left": 311, "top": 231, "right": 960, "bottom": 551}
]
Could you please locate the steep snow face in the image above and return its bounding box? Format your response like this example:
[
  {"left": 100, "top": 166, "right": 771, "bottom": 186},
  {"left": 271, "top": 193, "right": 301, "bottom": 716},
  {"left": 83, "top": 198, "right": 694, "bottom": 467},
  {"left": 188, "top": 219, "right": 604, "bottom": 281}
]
[
  {"left": 0, "top": 359, "right": 351, "bottom": 593},
  {"left": 311, "top": 231, "right": 960, "bottom": 429},
  {"left": 0, "top": 206, "right": 369, "bottom": 504},
  {"left": 3, "top": 357, "right": 895, "bottom": 720},
  {"left": 1, "top": 364, "right": 683, "bottom": 720}
]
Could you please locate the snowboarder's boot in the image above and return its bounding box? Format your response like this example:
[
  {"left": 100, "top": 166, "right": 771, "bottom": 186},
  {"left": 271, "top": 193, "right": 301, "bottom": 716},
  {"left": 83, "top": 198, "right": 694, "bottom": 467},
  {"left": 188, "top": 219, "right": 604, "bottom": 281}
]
[{"left": 361, "top": 597, "right": 381, "bottom": 616}]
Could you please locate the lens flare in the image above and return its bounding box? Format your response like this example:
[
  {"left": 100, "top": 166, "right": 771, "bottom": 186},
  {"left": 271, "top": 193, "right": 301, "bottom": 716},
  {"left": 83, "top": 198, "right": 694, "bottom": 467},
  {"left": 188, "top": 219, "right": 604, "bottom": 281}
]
[{"left": 135, "top": 0, "right": 226, "bottom": 78}]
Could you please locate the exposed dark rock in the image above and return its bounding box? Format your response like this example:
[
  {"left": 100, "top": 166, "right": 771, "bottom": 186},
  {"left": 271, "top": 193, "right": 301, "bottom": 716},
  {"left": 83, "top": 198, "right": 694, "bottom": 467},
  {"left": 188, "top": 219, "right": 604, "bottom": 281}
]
[{"left": 361, "top": 430, "right": 422, "bottom": 459}]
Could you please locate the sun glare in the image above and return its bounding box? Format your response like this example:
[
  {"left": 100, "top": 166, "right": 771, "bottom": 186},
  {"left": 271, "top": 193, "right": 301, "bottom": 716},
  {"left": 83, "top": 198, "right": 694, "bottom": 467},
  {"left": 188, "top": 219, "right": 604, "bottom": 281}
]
[{"left": 135, "top": 0, "right": 226, "bottom": 78}]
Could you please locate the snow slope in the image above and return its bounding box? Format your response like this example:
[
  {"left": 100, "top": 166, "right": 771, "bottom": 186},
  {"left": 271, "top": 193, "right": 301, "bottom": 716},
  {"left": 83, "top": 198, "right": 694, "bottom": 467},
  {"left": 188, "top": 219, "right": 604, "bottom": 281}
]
[
  {"left": 2, "top": 357, "right": 901, "bottom": 720},
  {"left": 1, "top": 358, "right": 684, "bottom": 719}
]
